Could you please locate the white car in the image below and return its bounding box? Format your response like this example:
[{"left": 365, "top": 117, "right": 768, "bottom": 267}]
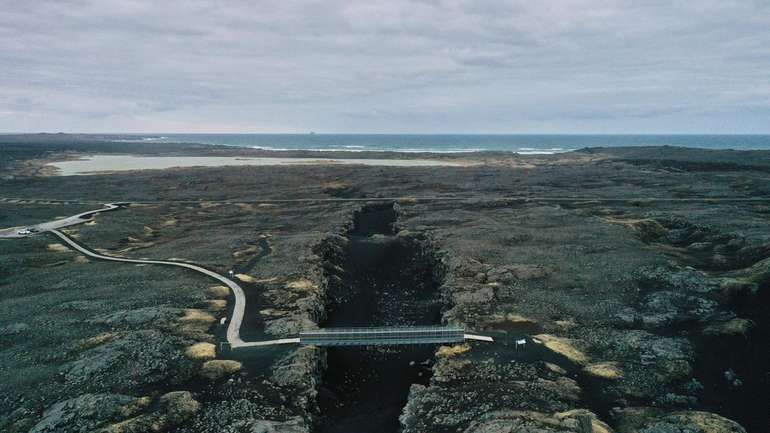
[{"left": 16, "top": 228, "right": 32, "bottom": 235}]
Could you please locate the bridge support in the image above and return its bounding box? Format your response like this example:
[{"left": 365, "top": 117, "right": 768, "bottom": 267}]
[{"left": 218, "top": 341, "right": 232, "bottom": 355}]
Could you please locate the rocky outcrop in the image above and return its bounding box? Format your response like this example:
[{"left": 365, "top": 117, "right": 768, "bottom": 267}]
[
  {"left": 61, "top": 330, "right": 194, "bottom": 393},
  {"left": 637, "top": 411, "right": 747, "bottom": 433},
  {"left": 0, "top": 322, "right": 30, "bottom": 336},
  {"left": 271, "top": 346, "right": 326, "bottom": 412},
  {"left": 613, "top": 290, "right": 718, "bottom": 330},
  {"left": 261, "top": 274, "right": 326, "bottom": 337},
  {"left": 89, "top": 306, "right": 182, "bottom": 327},
  {"left": 400, "top": 351, "right": 584, "bottom": 433},
  {"left": 255, "top": 236, "right": 334, "bottom": 340},
  {"left": 703, "top": 318, "right": 754, "bottom": 336},
  {"left": 263, "top": 315, "right": 317, "bottom": 337},
  {"left": 158, "top": 391, "right": 201, "bottom": 425},
  {"left": 176, "top": 373, "right": 303, "bottom": 433},
  {"left": 576, "top": 328, "right": 696, "bottom": 404},
  {"left": 29, "top": 393, "right": 145, "bottom": 433},
  {"left": 461, "top": 409, "right": 613, "bottom": 433},
  {"left": 440, "top": 255, "right": 559, "bottom": 329},
  {"left": 635, "top": 217, "right": 770, "bottom": 272},
  {"left": 243, "top": 416, "right": 309, "bottom": 433},
  {"left": 28, "top": 391, "right": 199, "bottom": 433},
  {"left": 613, "top": 408, "right": 747, "bottom": 433}
]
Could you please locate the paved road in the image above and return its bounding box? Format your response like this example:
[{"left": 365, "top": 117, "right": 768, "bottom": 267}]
[
  {"left": 49, "top": 229, "right": 295, "bottom": 349},
  {"left": 2, "top": 202, "right": 496, "bottom": 349},
  {"left": 0, "top": 203, "right": 121, "bottom": 239},
  {"left": 0, "top": 202, "right": 295, "bottom": 349},
  {"left": 50, "top": 230, "right": 486, "bottom": 348}
]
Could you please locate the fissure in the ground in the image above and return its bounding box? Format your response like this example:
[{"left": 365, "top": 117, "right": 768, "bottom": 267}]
[
  {"left": 314, "top": 203, "right": 443, "bottom": 433},
  {"left": 692, "top": 277, "right": 770, "bottom": 433}
]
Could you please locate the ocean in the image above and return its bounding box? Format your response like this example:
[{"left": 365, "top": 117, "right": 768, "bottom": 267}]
[{"left": 123, "top": 134, "right": 770, "bottom": 154}]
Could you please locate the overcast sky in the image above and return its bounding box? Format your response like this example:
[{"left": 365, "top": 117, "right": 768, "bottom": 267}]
[{"left": 1, "top": 0, "right": 768, "bottom": 133}]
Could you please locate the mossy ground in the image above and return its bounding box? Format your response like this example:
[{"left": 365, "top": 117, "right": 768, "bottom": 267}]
[{"left": 1, "top": 142, "right": 768, "bottom": 432}]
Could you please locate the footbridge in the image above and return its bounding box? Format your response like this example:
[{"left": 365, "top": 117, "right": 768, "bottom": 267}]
[
  {"left": 298, "top": 326, "right": 493, "bottom": 346},
  {"left": 4, "top": 205, "right": 494, "bottom": 350}
]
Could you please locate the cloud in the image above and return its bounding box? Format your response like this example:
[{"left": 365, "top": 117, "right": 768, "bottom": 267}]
[{"left": 0, "top": 0, "right": 768, "bottom": 133}]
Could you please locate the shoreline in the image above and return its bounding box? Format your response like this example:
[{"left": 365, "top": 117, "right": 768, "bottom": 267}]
[
  {"left": 5, "top": 133, "right": 770, "bottom": 156},
  {"left": 2, "top": 139, "right": 769, "bottom": 433},
  {"left": 9, "top": 140, "right": 770, "bottom": 180},
  {"left": 44, "top": 154, "right": 479, "bottom": 176}
]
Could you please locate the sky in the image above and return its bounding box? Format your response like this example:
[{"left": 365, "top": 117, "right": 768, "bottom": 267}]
[{"left": 1, "top": 0, "right": 769, "bottom": 134}]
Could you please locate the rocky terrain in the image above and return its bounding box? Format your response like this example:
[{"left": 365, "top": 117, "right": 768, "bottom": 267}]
[{"left": 0, "top": 139, "right": 767, "bottom": 432}]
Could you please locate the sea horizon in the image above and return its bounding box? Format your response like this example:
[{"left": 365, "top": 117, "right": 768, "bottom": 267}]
[
  {"left": 4, "top": 132, "right": 770, "bottom": 154},
  {"left": 102, "top": 133, "right": 770, "bottom": 154}
]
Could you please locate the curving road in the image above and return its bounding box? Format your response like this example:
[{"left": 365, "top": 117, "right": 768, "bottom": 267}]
[
  {"left": 5, "top": 203, "right": 492, "bottom": 349},
  {"left": 49, "top": 229, "right": 297, "bottom": 348},
  {"left": 0, "top": 203, "right": 122, "bottom": 239},
  {"left": 0, "top": 202, "right": 295, "bottom": 348}
]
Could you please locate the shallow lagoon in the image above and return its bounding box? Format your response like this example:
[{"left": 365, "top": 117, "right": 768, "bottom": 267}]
[{"left": 48, "top": 154, "right": 465, "bottom": 175}]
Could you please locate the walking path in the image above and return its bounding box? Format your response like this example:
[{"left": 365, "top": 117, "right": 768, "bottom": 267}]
[
  {"left": 0, "top": 203, "right": 121, "bottom": 238},
  {"left": 5, "top": 203, "right": 493, "bottom": 349},
  {"left": 49, "top": 228, "right": 295, "bottom": 348},
  {"left": 52, "top": 229, "right": 490, "bottom": 348}
]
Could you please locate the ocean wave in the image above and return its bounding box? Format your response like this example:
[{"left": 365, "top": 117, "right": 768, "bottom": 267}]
[
  {"left": 518, "top": 147, "right": 565, "bottom": 151},
  {"left": 249, "top": 145, "right": 293, "bottom": 151},
  {"left": 132, "top": 138, "right": 574, "bottom": 154},
  {"left": 250, "top": 146, "right": 494, "bottom": 153},
  {"left": 516, "top": 149, "right": 574, "bottom": 155},
  {"left": 252, "top": 146, "right": 577, "bottom": 154},
  {"left": 106, "top": 136, "right": 167, "bottom": 143}
]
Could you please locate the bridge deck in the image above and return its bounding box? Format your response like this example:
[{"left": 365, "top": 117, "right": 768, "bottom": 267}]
[{"left": 299, "top": 325, "right": 465, "bottom": 346}]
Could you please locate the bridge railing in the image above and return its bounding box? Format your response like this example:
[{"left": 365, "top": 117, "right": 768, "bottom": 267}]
[{"left": 299, "top": 325, "right": 465, "bottom": 346}]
